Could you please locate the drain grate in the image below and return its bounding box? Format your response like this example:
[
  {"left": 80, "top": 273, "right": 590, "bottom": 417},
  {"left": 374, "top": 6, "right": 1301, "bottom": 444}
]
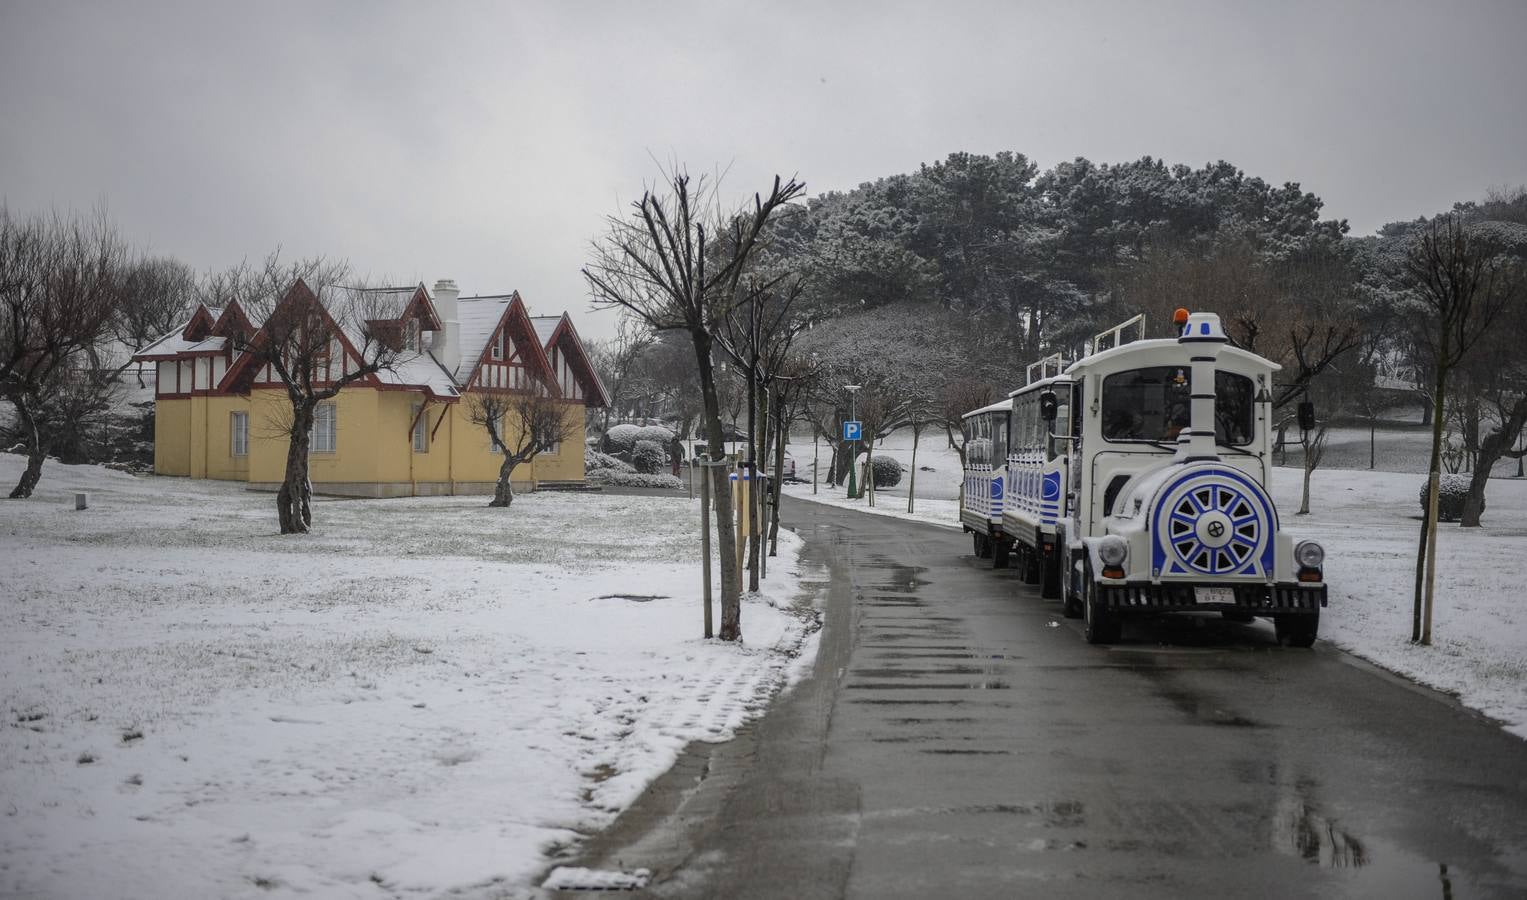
[{"left": 542, "top": 867, "right": 652, "bottom": 892}]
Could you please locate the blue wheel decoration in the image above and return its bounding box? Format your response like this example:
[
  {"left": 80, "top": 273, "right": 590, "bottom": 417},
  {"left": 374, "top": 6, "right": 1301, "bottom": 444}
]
[{"left": 1151, "top": 468, "right": 1275, "bottom": 577}]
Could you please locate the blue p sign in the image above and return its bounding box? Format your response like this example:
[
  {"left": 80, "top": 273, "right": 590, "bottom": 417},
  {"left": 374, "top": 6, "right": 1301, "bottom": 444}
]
[{"left": 843, "top": 420, "right": 862, "bottom": 441}]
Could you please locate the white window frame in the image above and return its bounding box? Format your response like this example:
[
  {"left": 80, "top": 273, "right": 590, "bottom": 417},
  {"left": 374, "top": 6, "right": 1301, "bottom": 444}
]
[
  {"left": 491, "top": 331, "right": 504, "bottom": 360},
  {"left": 230, "top": 411, "right": 248, "bottom": 457},
  {"left": 412, "top": 403, "right": 429, "bottom": 453},
  {"left": 311, "top": 402, "right": 337, "bottom": 454}
]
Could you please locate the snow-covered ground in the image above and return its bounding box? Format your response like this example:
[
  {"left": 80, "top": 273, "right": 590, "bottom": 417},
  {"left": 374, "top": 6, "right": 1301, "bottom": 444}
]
[
  {"left": 0, "top": 457, "right": 817, "bottom": 899},
  {"left": 787, "top": 439, "right": 1527, "bottom": 740}
]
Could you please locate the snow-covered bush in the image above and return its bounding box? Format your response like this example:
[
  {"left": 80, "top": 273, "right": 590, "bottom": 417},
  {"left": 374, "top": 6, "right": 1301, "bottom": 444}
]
[
  {"left": 1421, "top": 473, "right": 1479, "bottom": 523},
  {"left": 585, "top": 449, "right": 635, "bottom": 474},
  {"left": 871, "top": 454, "right": 902, "bottom": 488},
  {"left": 588, "top": 470, "right": 682, "bottom": 489},
  {"left": 632, "top": 440, "right": 668, "bottom": 475},
  {"left": 603, "top": 424, "right": 642, "bottom": 455},
  {"left": 634, "top": 424, "right": 675, "bottom": 447}
]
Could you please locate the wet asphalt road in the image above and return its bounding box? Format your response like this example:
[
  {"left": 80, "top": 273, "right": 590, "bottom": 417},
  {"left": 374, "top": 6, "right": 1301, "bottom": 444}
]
[{"left": 554, "top": 500, "right": 1527, "bottom": 899}]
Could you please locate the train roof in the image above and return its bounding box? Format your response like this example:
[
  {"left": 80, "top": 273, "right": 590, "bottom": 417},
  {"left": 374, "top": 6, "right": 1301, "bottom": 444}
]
[
  {"left": 961, "top": 398, "right": 1013, "bottom": 420},
  {"left": 1064, "top": 337, "right": 1281, "bottom": 375},
  {"left": 1007, "top": 373, "right": 1071, "bottom": 398}
]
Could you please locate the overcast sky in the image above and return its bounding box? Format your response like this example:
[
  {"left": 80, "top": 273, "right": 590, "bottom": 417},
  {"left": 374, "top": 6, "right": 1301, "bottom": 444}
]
[{"left": 3, "top": 0, "right": 1525, "bottom": 340}]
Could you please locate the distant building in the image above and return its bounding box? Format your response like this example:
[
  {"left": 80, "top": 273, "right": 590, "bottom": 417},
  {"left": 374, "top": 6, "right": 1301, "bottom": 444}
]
[{"left": 132, "top": 279, "right": 607, "bottom": 497}]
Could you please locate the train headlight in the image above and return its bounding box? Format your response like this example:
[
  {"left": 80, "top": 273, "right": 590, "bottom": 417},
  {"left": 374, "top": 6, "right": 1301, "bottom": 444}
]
[
  {"left": 1295, "top": 541, "right": 1325, "bottom": 569},
  {"left": 1098, "top": 536, "right": 1128, "bottom": 567}
]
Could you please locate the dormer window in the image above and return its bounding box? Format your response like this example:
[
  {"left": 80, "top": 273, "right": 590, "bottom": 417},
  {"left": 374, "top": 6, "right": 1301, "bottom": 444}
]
[
  {"left": 491, "top": 331, "right": 504, "bottom": 360},
  {"left": 405, "top": 320, "right": 422, "bottom": 352}
]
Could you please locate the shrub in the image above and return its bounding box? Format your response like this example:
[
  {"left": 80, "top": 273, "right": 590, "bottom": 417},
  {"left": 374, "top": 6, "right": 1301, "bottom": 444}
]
[
  {"left": 632, "top": 440, "right": 668, "bottom": 475},
  {"left": 634, "top": 424, "right": 675, "bottom": 447},
  {"left": 603, "top": 424, "right": 642, "bottom": 455},
  {"left": 586, "top": 449, "right": 635, "bottom": 474},
  {"left": 589, "top": 470, "right": 682, "bottom": 489},
  {"left": 871, "top": 454, "right": 902, "bottom": 488},
  {"left": 1421, "top": 473, "right": 1479, "bottom": 523}
]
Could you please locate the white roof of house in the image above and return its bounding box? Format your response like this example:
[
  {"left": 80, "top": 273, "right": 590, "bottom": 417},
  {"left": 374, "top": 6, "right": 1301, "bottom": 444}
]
[
  {"left": 136, "top": 329, "right": 228, "bottom": 358},
  {"left": 135, "top": 283, "right": 596, "bottom": 405},
  {"left": 456, "top": 294, "right": 517, "bottom": 381},
  {"left": 376, "top": 350, "right": 460, "bottom": 400},
  {"left": 530, "top": 315, "right": 562, "bottom": 348}
]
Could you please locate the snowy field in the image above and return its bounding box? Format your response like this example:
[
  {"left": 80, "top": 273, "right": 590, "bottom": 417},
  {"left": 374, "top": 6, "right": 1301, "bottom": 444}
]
[
  {"left": 785, "top": 432, "right": 1527, "bottom": 740},
  {"left": 0, "top": 457, "right": 817, "bottom": 899}
]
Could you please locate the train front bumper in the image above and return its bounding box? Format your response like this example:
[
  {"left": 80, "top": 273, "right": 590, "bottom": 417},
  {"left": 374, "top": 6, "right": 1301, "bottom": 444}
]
[{"left": 1098, "top": 581, "right": 1326, "bottom": 615}]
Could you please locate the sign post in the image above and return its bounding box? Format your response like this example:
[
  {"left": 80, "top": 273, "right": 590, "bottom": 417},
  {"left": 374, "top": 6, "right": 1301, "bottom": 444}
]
[{"left": 843, "top": 418, "right": 862, "bottom": 498}]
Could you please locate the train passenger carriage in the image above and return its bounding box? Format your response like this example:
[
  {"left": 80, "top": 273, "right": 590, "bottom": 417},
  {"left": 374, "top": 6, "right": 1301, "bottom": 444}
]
[
  {"left": 960, "top": 400, "right": 1012, "bottom": 566},
  {"left": 1001, "top": 354, "right": 1072, "bottom": 596}
]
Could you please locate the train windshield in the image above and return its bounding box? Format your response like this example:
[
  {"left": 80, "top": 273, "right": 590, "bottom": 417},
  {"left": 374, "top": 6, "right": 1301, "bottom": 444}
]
[{"left": 1101, "top": 367, "right": 1254, "bottom": 446}]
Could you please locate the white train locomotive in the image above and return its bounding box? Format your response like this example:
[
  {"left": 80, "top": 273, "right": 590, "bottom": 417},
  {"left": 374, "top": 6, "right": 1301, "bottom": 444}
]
[{"left": 963, "top": 309, "right": 1328, "bottom": 646}]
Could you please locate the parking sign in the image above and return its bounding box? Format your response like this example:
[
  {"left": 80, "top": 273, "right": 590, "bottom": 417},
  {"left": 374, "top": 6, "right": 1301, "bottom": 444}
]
[{"left": 843, "top": 420, "right": 862, "bottom": 441}]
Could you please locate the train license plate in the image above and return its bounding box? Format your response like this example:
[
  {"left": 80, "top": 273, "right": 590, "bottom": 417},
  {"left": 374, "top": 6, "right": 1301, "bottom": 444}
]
[{"left": 1194, "top": 586, "right": 1236, "bottom": 605}]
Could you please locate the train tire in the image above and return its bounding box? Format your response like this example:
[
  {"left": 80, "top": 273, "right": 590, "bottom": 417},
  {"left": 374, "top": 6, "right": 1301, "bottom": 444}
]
[
  {"left": 1275, "top": 612, "right": 1319, "bottom": 648},
  {"left": 973, "top": 532, "right": 990, "bottom": 559},
  {"left": 1222, "top": 610, "right": 1256, "bottom": 623},
  {"left": 1083, "top": 567, "right": 1121, "bottom": 644},
  {"left": 1018, "top": 544, "right": 1040, "bottom": 585},
  {"left": 1040, "top": 548, "right": 1062, "bottom": 599}
]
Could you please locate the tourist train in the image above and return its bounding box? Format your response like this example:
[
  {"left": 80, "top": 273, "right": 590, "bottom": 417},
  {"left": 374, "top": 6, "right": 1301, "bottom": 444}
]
[{"left": 960, "top": 309, "right": 1328, "bottom": 646}]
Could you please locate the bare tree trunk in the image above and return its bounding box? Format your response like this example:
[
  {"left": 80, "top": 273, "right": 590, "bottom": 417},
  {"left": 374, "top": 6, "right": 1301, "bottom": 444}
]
[
  {"left": 692, "top": 329, "right": 740, "bottom": 641},
  {"left": 1369, "top": 417, "right": 1376, "bottom": 470},
  {"left": 1298, "top": 439, "right": 1314, "bottom": 515},
  {"left": 491, "top": 455, "right": 518, "bottom": 507},
  {"left": 908, "top": 426, "right": 920, "bottom": 514},
  {"left": 769, "top": 407, "right": 786, "bottom": 556},
  {"left": 278, "top": 404, "right": 315, "bottom": 534},
  {"left": 1414, "top": 361, "right": 1448, "bottom": 644},
  {"left": 7, "top": 396, "right": 49, "bottom": 500},
  {"left": 746, "top": 384, "right": 763, "bottom": 593},
  {"left": 1461, "top": 398, "right": 1527, "bottom": 527}
]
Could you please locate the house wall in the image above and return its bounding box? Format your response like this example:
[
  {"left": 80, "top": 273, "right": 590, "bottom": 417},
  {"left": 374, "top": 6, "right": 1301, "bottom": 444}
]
[
  {"left": 204, "top": 395, "right": 252, "bottom": 482},
  {"left": 527, "top": 403, "right": 588, "bottom": 483},
  {"left": 157, "top": 387, "right": 589, "bottom": 496},
  {"left": 246, "top": 389, "right": 382, "bottom": 492},
  {"left": 154, "top": 398, "right": 191, "bottom": 476}
]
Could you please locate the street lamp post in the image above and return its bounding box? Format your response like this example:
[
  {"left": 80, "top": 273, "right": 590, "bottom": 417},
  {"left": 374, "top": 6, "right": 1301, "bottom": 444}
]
[{"left": 845, "top": 384, "right": 861, "bottom": 498}]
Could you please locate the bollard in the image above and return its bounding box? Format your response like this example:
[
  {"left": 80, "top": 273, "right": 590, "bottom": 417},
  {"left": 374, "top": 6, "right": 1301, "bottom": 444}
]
[{"left": 75, "top": 492, "right": 88, "bottom": 511}]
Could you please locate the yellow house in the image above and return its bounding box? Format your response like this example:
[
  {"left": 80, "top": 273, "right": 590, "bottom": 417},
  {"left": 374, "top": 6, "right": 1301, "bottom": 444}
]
[{"left": 134, "top": 279, "right": 607, "bottom": 497}]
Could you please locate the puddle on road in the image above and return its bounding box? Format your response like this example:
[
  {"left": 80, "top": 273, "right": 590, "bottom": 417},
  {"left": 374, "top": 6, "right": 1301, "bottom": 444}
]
[
  {"left": 848, "top": 680, "right": 1011, "bottom": 691},
  {"left": 885, "top": 717, "right": 979, "bottom": 725},
  {"left": 850, "top": 666, "right": 1007, "bottom": 678},
  {"left": 871, "top": 652, "right": 979, "bottom": 660},
  {"left": 848, "top": 698, "right": 969, "bottom": 706},
  {"left": 920, "top": 748, "right": 1012, "bottom": 756},
  {"left": 1275, "top": 795, "right": 1367, "bottom": 868}
]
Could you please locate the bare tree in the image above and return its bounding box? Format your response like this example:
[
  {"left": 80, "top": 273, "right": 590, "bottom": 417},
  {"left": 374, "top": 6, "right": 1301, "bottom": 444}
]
[
  {"left": 1453, "top": 234, "right": 1527, "bottom": 526},
  {"left": 717, "top": 275, "right": 806, "bottom": 590},
  {"left": 941, "top": 378, "right": 997, "bottom": 471},
  {"left": 207, "top": 253, "right": 405, "bottom": 534},
  {"left": 584, "top": 167, "right": 805, "bottom": 642},
  {"left": 1403, "top": 214, "right": 1521, "bottom": 644},
  {"left": 586, "top": 313, "right": 653, "bottom": 438},
  {"left": 468, "top": 388, "right": 580, "bottom": 507},
  {"left": 113, "top": 256, "right": 198, "bottom": 387},
  {"left": 1296, "top": 423, "right": 1329, "bottom": 516},
  {"left": 1, "top": 208, "right": 127, "bottom": 498}
]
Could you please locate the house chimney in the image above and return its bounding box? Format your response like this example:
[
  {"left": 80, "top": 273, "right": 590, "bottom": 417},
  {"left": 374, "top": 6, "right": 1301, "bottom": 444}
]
[{"left": 431, "top": 278, "right": 461, "bottom": 377}]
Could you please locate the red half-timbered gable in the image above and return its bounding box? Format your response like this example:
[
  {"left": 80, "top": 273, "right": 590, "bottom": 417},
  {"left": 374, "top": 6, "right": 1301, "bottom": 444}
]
[
  {"left": 457, "top": 292, "right": 559, "bottom": 396},
  {"left": 533, "top": 314, "right": 610, "bottom": 407}
]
